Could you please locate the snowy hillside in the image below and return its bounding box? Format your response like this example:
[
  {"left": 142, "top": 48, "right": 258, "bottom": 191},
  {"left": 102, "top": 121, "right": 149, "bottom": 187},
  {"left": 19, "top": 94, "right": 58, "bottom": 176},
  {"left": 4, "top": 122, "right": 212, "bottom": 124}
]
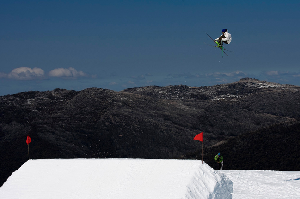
[{"left": 0, "top": 159, "right": 232, "bottom": 199}]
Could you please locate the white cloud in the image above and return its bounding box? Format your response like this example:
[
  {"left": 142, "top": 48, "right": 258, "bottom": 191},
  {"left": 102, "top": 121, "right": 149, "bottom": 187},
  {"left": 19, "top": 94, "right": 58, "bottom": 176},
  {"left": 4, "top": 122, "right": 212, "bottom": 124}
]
[
  {"left": 127, "top": 81, "right": 135, "bottom": 84},
  {"left": 49, "top": 67, "right": 87, "bottom": 78},
  {"left": 7, "top": 67, "right": 44, "bottom": 80},
  {"left": 0, "top": 72, "right": 7, "bottom": 78},
  {"left": 266, "top": 71, "right": 279, "bottom": 76},
  {"left": 0, "top": 67, "right": 88, "bottom": 80},
  {"left": 225, "top": 71, "right": 246, "bottom": 77},
  {"left": 206, "top": 71, "right": 247, "bottom": 78},
  {"left": 109, "top": 82, "right": 117, "bottom": 85}
]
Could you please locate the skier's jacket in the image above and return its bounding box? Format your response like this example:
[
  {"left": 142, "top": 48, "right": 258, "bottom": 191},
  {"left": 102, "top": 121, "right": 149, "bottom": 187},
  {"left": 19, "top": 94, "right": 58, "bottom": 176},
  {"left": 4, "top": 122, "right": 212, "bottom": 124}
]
[
  {"left": 215, "top": 32, "right": 232, "bottom": 44},
  {"left": 214, "top": 155, "right": 223, "bottom": 163},
  {"left": 224, "top": 32, "right": 232, "bottom": 44}
]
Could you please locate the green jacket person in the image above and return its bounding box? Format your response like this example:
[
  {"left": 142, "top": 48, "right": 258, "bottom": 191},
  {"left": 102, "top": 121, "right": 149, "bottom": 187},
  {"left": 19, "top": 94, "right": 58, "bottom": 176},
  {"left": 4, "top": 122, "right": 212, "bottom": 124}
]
[{"left": 214, "top": 153, "right": 223, "bottom": 170}]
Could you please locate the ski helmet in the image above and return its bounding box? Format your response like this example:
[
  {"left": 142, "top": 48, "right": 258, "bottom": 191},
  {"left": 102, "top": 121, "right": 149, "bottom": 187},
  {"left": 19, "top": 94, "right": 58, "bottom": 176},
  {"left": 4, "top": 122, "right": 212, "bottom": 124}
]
[
  {"left": 222, "top": 29, "right": 227, "bottom": 32},
  {"left": 218, "top": 153, "right": 221, "bottom": 156}
]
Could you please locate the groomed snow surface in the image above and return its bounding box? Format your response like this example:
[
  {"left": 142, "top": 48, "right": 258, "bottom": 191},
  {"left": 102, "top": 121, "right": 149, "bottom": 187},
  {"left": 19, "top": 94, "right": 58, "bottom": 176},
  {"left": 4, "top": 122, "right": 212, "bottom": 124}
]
[
  {"left": 0, "top": 159, "right": 232, "bottom": 199},
  {"left": 221, "top": 170, "right": 300, "bottom": 199},
  {"left": 0, "top": 159, "right": 300, "bottom": 199}
]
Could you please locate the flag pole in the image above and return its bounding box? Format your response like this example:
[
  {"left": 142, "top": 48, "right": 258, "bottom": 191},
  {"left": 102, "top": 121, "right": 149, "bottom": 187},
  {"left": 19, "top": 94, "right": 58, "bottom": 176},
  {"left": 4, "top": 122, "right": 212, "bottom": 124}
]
[
  {"left": 26, "top": 136, "right": 31, "bottom": 160},
  {"left": 193, "top": 132, "right": 204, "bottom": 164},
  {"left": 28, "top": 143, "right": 30, "bottom": 160},
  {"left": 202, "top": 139, "right": 203, "bottom": 164}
]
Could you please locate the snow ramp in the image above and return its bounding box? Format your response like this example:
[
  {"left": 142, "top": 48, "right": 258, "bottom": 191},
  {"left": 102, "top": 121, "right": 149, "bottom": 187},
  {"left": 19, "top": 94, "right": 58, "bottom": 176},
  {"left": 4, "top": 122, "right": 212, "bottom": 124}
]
[{"left": 0, "top": 159, "right": 233, "bottom": 199}]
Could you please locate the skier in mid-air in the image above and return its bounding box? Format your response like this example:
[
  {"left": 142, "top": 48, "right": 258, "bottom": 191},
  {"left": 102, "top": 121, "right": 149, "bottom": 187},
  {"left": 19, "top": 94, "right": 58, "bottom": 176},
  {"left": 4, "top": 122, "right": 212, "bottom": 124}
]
[
  {"left": 214, "top": 29, "right": 232, "bottom": 46},
  {"left": 214, "top": 153, "right": 223, "bottom": 170}
]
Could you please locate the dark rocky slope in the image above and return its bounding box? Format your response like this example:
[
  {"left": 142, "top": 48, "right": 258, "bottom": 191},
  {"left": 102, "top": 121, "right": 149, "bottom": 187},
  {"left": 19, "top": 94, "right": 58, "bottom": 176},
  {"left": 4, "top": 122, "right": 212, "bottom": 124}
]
[{"left": 192, "top": 121, "right": 300, "bottom": 171}]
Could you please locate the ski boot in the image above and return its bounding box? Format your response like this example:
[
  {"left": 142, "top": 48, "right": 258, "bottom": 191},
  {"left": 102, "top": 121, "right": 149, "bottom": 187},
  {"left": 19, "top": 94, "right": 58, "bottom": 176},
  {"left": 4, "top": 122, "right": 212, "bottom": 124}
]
[
  {"left": 215, "top": 40, "right": 222, "bottom": 48},
  {"left": 215, "top": 41, "right": 222, "bottom": 48}
]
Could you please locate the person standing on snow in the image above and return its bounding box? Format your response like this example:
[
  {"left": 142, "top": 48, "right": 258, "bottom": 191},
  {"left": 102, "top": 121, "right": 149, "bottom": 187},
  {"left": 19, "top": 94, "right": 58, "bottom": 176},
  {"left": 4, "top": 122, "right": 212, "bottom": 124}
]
[
  {"left": 214, "top": 153, "right": 223, "bottom": 170},
  {"left": 215, "top": 29, "right": 232, "bottom": 46}
]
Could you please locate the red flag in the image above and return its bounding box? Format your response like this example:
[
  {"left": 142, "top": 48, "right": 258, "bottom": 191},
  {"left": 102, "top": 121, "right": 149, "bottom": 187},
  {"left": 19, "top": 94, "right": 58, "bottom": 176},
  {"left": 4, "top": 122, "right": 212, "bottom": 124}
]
[
  {"left": 26, "top": 136, "right": 31, "bottom": 145},
  {"left": 194, "top": 132, "right": 203, "bottom": 142}
]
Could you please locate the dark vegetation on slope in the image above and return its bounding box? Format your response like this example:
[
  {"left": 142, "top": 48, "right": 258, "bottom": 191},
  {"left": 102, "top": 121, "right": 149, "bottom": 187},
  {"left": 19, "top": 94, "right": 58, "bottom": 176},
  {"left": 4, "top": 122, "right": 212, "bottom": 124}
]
[
  {"left": 1, "top": 78, "right": 300, "bottom": 186},
  {"left": 186, "top": 121, "right": 300, "bottom": 170}
]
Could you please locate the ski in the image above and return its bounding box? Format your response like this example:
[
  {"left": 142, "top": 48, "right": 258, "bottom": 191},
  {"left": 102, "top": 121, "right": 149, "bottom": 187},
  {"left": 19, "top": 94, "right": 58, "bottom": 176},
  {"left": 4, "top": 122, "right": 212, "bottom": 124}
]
[
  {"left": 204, "top": 43, "right": 231, "bottom": 52},
  {"left": 206, "top": 33, "right": 229, "bottom": 57}
]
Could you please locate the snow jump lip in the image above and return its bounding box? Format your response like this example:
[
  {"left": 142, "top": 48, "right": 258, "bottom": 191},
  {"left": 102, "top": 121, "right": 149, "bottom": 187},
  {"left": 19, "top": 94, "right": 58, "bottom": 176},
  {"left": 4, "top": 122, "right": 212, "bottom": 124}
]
[{"left": 0, "top": 159, "right": 233, "bottom": 199}]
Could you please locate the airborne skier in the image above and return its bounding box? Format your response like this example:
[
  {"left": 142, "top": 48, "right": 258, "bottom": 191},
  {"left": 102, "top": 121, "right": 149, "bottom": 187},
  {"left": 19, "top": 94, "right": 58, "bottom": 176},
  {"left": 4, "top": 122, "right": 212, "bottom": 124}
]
[
  {"left": 206, "top": 29, "right": 232, "bottom": 57},
  {"left": 214, "top": 29, "right": 232, "bottom": 47}
]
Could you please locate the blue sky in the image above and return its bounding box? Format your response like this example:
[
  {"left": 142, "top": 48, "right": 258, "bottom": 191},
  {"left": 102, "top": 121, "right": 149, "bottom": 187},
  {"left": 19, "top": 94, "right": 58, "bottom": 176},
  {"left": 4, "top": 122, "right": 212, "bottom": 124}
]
[{"left": 0, "top": 0, "right": 299, "bottom": 96}]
